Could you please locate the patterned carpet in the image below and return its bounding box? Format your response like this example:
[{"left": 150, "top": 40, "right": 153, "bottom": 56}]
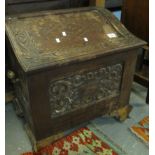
[
  {"left": 130, "top": 116, "right": 149, "bottom": 146},
  {"left": 22, "top": 127, "right": 125, "bottom": 155}
]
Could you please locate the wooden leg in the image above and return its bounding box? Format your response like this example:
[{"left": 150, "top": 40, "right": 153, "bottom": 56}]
[
  {"left": 25, "top": 124, "right": 64, "bottom": 152},
  {"left": 111, "top": 105, "right": 132, "bottom": 122},
  {"left": 13, "top": 98, "right": 24, "bottom": 117}
]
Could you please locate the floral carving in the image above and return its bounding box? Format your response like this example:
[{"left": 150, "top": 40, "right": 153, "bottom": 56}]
[{"left": 49, "top": 63, "right": 123, "bottom": 118}]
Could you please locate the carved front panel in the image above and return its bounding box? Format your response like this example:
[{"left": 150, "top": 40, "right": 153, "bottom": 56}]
[{"left": 49, "top": 63, "right": 123, "bottom": 118}]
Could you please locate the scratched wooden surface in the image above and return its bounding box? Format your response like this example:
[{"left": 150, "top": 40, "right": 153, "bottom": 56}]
[{"left": 6, "top": 7, "right": 145, "bottom": 72}]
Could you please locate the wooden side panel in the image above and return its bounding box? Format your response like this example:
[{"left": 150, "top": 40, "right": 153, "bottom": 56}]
[{"left": 6, "top": 38, "right": 36, "bottom": 135}]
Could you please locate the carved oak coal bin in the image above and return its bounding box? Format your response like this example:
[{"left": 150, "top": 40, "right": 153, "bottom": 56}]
[{"left": 6, "top": 7, "right": 145, "bottom": 149}]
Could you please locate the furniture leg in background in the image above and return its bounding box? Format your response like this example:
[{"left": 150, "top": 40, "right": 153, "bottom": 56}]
[
  {"left": 89, "top": 0, "right": 105, "bottom": 7},
  {"left": 121, "top": 0, "right": 149, "bottom": 103}
]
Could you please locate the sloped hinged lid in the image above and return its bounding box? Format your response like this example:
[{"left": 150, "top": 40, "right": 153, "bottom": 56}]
[{"left": 6, "top": 7, "right": 145, "bottom": 72}]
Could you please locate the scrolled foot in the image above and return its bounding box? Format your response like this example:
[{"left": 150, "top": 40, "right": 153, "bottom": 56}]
[{"left": 111, "top": 105, "right": 132, "bottom": 122}]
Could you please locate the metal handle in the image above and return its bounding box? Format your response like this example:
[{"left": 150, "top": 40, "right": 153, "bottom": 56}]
[
  {"left": 7, "top": 70, "right": 15, "bottom": 79},
  {"left": 7, "top": 70, "right": 20, "bottom": 83}
]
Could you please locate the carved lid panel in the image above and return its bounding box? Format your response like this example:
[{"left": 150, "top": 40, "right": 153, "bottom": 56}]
[{"left": 6, "top": 7, "right": 145, "bottom": 72}]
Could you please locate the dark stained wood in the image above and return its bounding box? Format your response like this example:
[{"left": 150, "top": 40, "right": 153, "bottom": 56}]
[
  {"left": 5, "top": 38, "right": 14, "bottom": 92},
  {"left": 6, "top": 0, "right": 70, "bottom": 15},
  {"left": 89, "top": 0, "right": 122, "bottom": 8},
  {"left": 134, "top": 46, "right": 149, "bottom": 104},
  {"left": 26, "top": 53, "right": 124, "bottom": 140},
  {"left": 6, "top": 0, "right": 89, "bottom": 15},
  {"left": 118, "top": 50, "right": 138, "bottom": 107},
  {"left": 105, "top": 0, "right": 122, "bottom": 9},
  {"left": 6, "top": 7, "right": 146, "bottom": 147},
  {"left": 121, "top": 1, "right": 149, "bottom": 104},
  {"left": 134, "top": 66, "right": 149, "bottom": 88},
  {"left": 121, "top": 0, "right": 149, "bottom": 43},
  {"left": 7, "top": 0, "right": 68, "bottom": 4},
  {"left": 69, "top": 0, "right": 89, "bottom": 7},
  {"left": 25, "top": 124, "right": 64, "bottom": 152}
]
